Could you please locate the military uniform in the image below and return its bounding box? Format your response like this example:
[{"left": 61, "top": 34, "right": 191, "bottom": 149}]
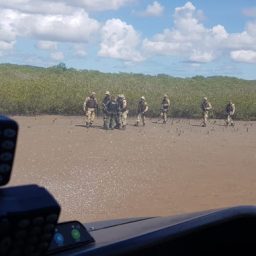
[
  {"left": 118, "top": 95, "right": 128, "bottom": 130},
  {"left": 83, "top": 93, "right": 98, "bottom": 127},
  {"left": 135, "top": 96, "right": 148, "bottom": 126},
  {"left": 160, "top": 95, "right": 170, "bottom": 124},
  {"left": 201, "top": 97, "right": 212, "bottom": 127},
  {"left": 106, "top": 97, "right": 120, "bottom": 130},
  {"left": 225, "top": 101, "right": 235, "bottom": 126},
  {"left": 102, "top": 91, "right": 111, "bottom": 129}
]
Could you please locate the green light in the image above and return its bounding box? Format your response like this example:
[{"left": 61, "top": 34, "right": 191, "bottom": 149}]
[{"left": 71, "top": 229, "right": 81, "bottom": 240}]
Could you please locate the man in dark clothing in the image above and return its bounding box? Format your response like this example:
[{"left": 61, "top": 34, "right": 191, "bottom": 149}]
[
  {"left": 106, "top": 96, "right": 120, "bottom": 130},
  {"left": 225, "top": 100, "right": 235, "bottom": 126},
  {"left": 102, "top": 91, "right": 111, "bottom": 129}
]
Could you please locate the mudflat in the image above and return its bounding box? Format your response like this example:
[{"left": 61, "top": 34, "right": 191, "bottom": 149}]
[{"left": 9, "top": 115, "right": 256, "bottom": 222}]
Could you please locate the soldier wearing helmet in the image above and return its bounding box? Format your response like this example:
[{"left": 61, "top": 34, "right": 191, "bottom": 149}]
[
  {"left": 201, "top": 97, "right": 212, "bottom": 127},
  {"left": 225, "top": 100, "right": 235, "bottom": 126},
  {"left": 160, "top": 94, "right": 170, "bottom": 124},
  {"left": 135, "top": 96, "right": 148, "bottom": 126},
  {"left": 117, "top": 94, "right": 128, "bottom": 130},
  {"left": 83, "top": 92, "right": 98, "bottom": 128},
  {"left": 102, "top": 91, "right": 111, "bottom": 129}
]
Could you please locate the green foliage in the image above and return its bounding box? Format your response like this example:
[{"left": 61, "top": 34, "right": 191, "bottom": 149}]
[{"left": 0, "top": 64, "right": 256, "bottom": 120}]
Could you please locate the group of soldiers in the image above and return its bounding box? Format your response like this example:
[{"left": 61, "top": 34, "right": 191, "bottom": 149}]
[
  {"left": 201, "top": 97, "right": 235, "bottom": 127},
  {"left": 83, "top": 92, "right": 235, "bottom": 129}
]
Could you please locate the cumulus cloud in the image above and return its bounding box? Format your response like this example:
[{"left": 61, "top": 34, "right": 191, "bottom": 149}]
[
  {"left": 36, "top": 41, "right": 58, "bottom": 50},
  {"left": 189, "top": 50, "right": 215, "bottom": 63},
  {"left": 73, "top": 44, "right": 87, "bottom": 57},
  {"left": 143, "top": 1, "right": 256, "bottom": 64},
  {"left": 62, "top": 0, "right": 134, "bottom": 11},
  {"left": 230, "top": 50, "right": 256, "bottom": 63},
  {"left": 0, "top": 1, "right": 76, "bottom": 15},
  {"left": 0, "top": 0, "right": 134, "bottom": 13},
  {"left": 50, "top": 51, "right": 64, "bottom": 61},
  {"left": 0, "top": 8, "right": 100, "bottom": 49},
  {"left": 98, "top": 19, "right": 144, "bottom": 62},
  {"left": 140, "top": 1, "right": 164, "bottom": 17}
]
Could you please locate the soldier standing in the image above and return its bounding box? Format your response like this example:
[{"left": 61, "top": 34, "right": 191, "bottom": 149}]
[
  {"left": 118, "top": 94, "right": 128, "bottom": 130},
  {"left": 225, "top": 100, "right": 235, "bottom": 126},
  {"left": 83, "top": 92, "right": 98, "bottom": 128},
  {"left": 106, "top": 96, "right": 120, "bottom": 130},
  {"left": 135, "top": 96, "right": 148, "bottom": 126},
  {"left": 160, "top": 94, "right": 170, "bottom": 124},
  {"left": 102, "top": 91, "right": 111, "bottom": 129},
  {"left": 201, "top": 97, "right": 212, "bottom": 127}
]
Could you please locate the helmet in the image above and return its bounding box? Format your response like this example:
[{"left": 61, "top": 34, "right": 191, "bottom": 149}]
[
  {"left": 164, "top": 94, "right": 168, "bottom": 98},
  {"left": 105, "top": 91, "right": 110, "bottom": 95},
  {"left": 120, "top": 94, "right": 125, "bottom": 98},
  {"left": 203, "top": 97, "right": 207, "bottom": 101},
  {"left": 141, "top": 96, "right": 145, "bottom": 100},
  {"left": 91, "top": 92, "right": 96, "bottom": 96}
]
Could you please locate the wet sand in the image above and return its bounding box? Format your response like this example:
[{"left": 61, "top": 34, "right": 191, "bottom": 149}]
[{"left": 9, "top": 115, "right": 256, "bottom": 222}]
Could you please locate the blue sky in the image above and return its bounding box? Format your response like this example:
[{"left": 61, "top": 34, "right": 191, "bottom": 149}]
[{"left": 0, "top": 0, "right": 256, "bottom": 79}]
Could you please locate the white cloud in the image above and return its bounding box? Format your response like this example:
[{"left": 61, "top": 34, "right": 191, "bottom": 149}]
[
  {"left": 21, "top": 11, "right": 100, "bottom": 42},
  {"left": 0, "top": 41, "right": 15, "bottom": 51},
  {"left": 98, "top": 19, "right": 144, "bottom": 62},
  {"left": 63, "top": 0, "right": 134, "bottom": 11},
  {"left": 0, "top": 0, "right": 134, "bottom": 13},
  {"left": 0, "top": 8, "right": 100, "bottom": 46},
  {"left": 230, "top": 50, "right": 256, "bottom": 63},
  {"left": 0, "top": 1, "right": 76, "bottom": 15},
  {"left": 74, "top": 44, "right": 87, "bottom": 57},
  {"left": 143, "top": 1, "right": 256, "bottom": 64},
  {"left": 140, "top": 1, "right": 164, "bottom": 17},
  {"left": 36, "top": 41, "right": 58, "bottom": 50},
  {"left": 50, "top": 51, "right": 64, "bottom": 61},
  {"left": 189, "top": 50, "right": 215, "bottom": 63}
]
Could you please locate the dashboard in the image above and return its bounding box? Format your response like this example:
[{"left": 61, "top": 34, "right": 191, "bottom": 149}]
[{"left": 49, "top": 205, "right": 256, "bottom": 255}]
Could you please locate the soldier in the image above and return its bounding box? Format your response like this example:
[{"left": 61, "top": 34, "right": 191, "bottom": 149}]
[
  {"left": 160, "top": 94, "right": 170, "bottom": 124},
  {"left": 201, "top": 97, "right": 212, "bottom": 127},
  {"left": 83, "top": 92, "right": 98, "bottom": 128},
  {"left": 102, "top": 91, "right": 111, "bottom": 129},
  {"left": 106, "top": 96, "right": 120, "bottom": 130},
  {"left": 135, "top": 96, "right": 148, "bottom": 126},
  {"left": 118, "top": 94, "right": 128, "bottom": 130},
  {"left": 225, "top": 100, "right": 235, "bottom": 126}
]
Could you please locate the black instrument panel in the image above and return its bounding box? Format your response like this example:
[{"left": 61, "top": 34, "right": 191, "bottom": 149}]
[{"left": 47, "top": 221, "right": 94, "bottom": 254}]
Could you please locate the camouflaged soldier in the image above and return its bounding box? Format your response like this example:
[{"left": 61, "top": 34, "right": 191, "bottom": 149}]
[
  {"left": 83, "top": 92, "right": 98, "bottom": 128},
  {"left": 225, "top": 100, "right": 235, "bottom": 126},
  {"left": 135, "top": 96, "right": 148, "bottom": 126},
  {"left": 118, "top": 94, "right": 128, "bottom": 130},
  {"left": 201, "top": 97, "right": 212, "bottom": 127},
  {"left": 160, "top": 94, "right": 170, "bottom": 124},
  {"left": 102, "top": 91, "right": 111, "bottom": 129},
  {"left": 106, "top": 95, "right": 120, "bottom": 130}
]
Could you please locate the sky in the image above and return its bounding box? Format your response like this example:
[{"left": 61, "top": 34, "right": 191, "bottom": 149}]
[{"left": 0, "top": 0, "right": 256, "bottom": 79}]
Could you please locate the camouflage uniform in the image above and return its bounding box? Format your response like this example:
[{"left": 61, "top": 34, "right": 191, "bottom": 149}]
[
  {"left": 201, "top": 97, "right": 212, "bottom": 127},
  {"left": 118, "top": 95, "right": 128, "bottom": 130},
  {"left": 102, "top": 91, "right": 111, "bottom": 129},
  {"left": 135, "top": 96, "right": 148, "bottom": 126},
  {"left": 83, "top": 92, "right": 98, "bottom": 127},
  {"left": 106, "top": 96, "right": 120, "bottom": 130},
  {"left": 160, "top": 95, "right": 170, "bottom": 124},
  {"left": 225, "top": 101, "right": 235, "bottom": 126}
]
